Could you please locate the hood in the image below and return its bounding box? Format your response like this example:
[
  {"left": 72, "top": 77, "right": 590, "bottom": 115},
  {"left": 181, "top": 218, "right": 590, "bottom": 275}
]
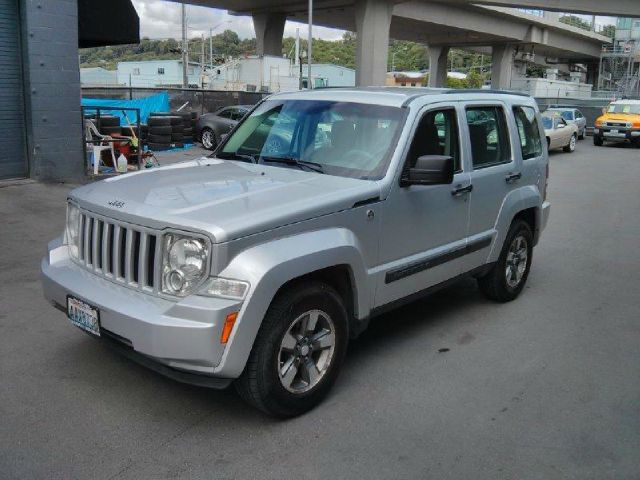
[
  {"left": 70, "top": 158, "right": 380, "bottom": 243},
  {"left": 599, "top": 114, "right": 640, "bottom": 123}
]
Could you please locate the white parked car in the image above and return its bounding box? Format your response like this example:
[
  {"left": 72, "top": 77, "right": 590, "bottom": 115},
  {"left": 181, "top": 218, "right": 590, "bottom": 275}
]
[{"left": 542, "top": 112, "right": 579, "bottom": 153}]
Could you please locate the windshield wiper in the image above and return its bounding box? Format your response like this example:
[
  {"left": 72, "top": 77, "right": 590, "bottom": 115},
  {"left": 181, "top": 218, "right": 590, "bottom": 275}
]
[
  {"left": 260, "top": 156, "right": 324, "bottom": 174},
  {"left": 216, "top": 151, "right": 258, "bottom": 163}
]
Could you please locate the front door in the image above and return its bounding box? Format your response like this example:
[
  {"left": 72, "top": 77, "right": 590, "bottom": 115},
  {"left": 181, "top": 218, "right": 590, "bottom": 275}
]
[{"left": 375, "top": 104, "right": 471, "bottom": 308}]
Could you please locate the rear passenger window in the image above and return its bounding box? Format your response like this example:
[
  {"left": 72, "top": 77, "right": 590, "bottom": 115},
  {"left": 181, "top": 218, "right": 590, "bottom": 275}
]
[
  {"left": 466, "top": 106, "right": 511, "bottom": 168},
  {"left": 406, "top": 108, "right": 461, "bottom": 172},
  {"left": 513, "top": 106, "right": 543, "bottom": 160}
]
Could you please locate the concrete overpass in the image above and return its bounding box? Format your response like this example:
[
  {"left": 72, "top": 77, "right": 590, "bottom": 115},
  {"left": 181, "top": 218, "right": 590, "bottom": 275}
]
[
  {"left": 183, "top": 0, "right": 611, "bottom": 87},
  {"left": 431, "top": 0, "right": 640, "bottom": 17}
]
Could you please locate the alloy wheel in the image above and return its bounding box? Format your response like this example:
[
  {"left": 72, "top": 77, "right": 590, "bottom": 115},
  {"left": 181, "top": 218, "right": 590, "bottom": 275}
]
[
  {"left": 201, "top": 130, "right": 215, "bottom": 149},
  {"left": 505, "top": 235, "right": 528, "bottom": 289},
  {"left": 278, "top": 309, "right": 336, "bottom": 394}
]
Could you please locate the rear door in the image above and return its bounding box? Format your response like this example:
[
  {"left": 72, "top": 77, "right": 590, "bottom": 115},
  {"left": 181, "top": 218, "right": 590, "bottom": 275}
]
[
  {"left": 461, "top": 102, "right": 520, "bottom": 271},
  {"left": 0, "top": 0, "right": 28, "bottom": 179}
]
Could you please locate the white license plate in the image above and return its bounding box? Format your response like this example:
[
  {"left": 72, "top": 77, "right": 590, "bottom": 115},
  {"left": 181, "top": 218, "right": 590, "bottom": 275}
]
[
  {"left": 610, "top": 129, "right": 619, "bottom": 134},
  {"left": 67, "top": 296, "right": 101, "bottom": 336}
]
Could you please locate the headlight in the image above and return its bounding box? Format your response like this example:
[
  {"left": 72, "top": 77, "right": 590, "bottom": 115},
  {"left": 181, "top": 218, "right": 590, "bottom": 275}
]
[
  {"left": 161, "top": 234, "right": 209, "bottom": 296},
  {"left": 66, "top": 203, "right": 81, "bottom": 259},
  {"left": 199, "top": 277, "right": 249, "bottom": 300}
]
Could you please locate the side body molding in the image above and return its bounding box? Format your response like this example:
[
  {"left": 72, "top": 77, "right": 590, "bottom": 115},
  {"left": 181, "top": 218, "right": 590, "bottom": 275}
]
[
  {"left": 488, "top": 185, "right": 542, "bottom": 263},
  {"left": 213, "top": 228, "right": 369, "bottom": 378}
]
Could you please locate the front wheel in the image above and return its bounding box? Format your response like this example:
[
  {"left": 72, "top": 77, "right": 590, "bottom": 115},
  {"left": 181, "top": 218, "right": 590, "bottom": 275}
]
[
  {"left": 594, "top": 135, "right": 603, "bottom": 146},
  {"left": 563, "top": 134, "right": 577, "bottom": 153},
  {"left": 200, "top": 128, "right": 216, "bottom": 150},
  {"left": 478, "top": 220, "right": 533, "bottom": 303},
  {"left": 235, "top": 281, "right": 349, "bottom": 417}
]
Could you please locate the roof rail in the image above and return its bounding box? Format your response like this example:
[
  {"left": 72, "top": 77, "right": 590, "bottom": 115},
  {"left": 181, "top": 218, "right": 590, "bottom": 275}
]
[{"left": 442, "top": 88, "right": 531, "bottom": 97}]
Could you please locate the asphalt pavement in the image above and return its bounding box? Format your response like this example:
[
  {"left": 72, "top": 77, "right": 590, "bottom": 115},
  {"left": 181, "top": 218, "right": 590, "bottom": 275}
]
[{"left": 1, "top": 140, "right": 639, "bottom": 479}]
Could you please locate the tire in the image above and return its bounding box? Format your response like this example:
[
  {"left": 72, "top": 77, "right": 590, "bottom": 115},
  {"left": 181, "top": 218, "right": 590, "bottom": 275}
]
[
  {"left": 147, "top": 142, "right": 171, "bottom": 151},
  {"left": 182, "top": 136, "right": 194, "bottom": 144},
  {"left": 190, "top": 111, "right": 198, "bottom": 119},
  {"left": 235, "top": 281, "right": 349, "bottom": 417},
  {"left": 593, "top": 135, "right": 603, "bottom": 146},
  {"left": 200, "top": 128, "right": 216, "bottom": 150},
  {"left": 148, "top": 133, "right": 171, "bottom": 143},
  {"left": 478, "top": 219, "right": 533, "bottom": 303},
  {"left": 563, "top": 134, "right": 577, "bottom": 153},
  {"left": 121, "top": 126, "right": 138, "bottom": 136},
  {"left": 97, "top": 115, "right": 120, "bottom": 127},
  {"left": 149, "top": 125, "right": 173, "bottom": 135},
  {"left": 148, "top": 116, "right": 171, "bottom": 127},
  {"left": 578, "top": 128, "right": 585, "bottom": 140},
  {"left": 99, "top": 126, "right": 122, "bottom": 136},
  {"left": 183, "top": 127, "right": 194, "bottom": 135},
  {"left": 171, "top": 133, "right": 184, "bottom": 141},
  {"left": 168, "top": 116, "right": 183, "bottom": 126}
]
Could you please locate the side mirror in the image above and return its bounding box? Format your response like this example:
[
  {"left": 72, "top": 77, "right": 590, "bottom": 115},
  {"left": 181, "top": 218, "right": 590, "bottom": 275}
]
[{"left": 401, "top": 155, "right": 454, "bottom": 187}]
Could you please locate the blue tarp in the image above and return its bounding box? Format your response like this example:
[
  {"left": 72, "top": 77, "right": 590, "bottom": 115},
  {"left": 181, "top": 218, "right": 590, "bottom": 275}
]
[{"left": 81, "top": 91, "right": 170, "bottom": 125}]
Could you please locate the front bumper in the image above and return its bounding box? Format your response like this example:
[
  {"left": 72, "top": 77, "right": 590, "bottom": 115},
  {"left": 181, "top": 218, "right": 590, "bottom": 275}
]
[
  {"left": 594, "top": 127, "right": 640, "bottom": 141},
  {"left": 41, "top": 237, "right": 243, "bottom": 387}
]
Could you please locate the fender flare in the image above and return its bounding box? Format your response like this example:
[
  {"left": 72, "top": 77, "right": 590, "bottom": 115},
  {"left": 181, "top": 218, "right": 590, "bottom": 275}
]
[
  {"left": 488, "top": 185, "right": 542, "bottom": 263},
  {"left": 212, "top": 228, "right": 368, "bottom": 378}
]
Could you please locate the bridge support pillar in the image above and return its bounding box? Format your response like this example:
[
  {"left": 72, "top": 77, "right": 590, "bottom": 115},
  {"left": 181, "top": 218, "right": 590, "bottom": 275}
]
[
  {"left": 428, "top": 45, "right": 449, "bottom": 87},
  {"left": 491, "top": 44, "right": 515, "bottom": 89},
  {"left": 253, "top": 13, "right": 286, "bottom": 56},
  {"left": 355, "top": 0, "right": 393, "bottom": 86}
]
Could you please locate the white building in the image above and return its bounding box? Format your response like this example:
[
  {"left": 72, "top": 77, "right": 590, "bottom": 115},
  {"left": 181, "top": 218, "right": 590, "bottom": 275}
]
[
  {"left": 117, "top": 60, "right": 202, "bottom": 88},
  {"left": 307, "top": 64, "right": 355, "bottom": 87},
  {"left": 80, "top": 67, "right": 120, "bottom": 86},
  {"left": 207, "top": 55, "right": 333, "bottom": 93}
]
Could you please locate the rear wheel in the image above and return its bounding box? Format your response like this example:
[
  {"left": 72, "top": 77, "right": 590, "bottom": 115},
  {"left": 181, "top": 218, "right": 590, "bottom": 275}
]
[
  {"left": 200, "top": 128, "right": 216, "bottom": 150},
  {"left": 478, "top": 220, "right": 533, "bottom": 303},
  {"left": 578, "top": 128, "right": 585, "bottom": 140},
  {"left": 563, "top": 134, "right": 577, "bottom": 153},
  {"left": 235, "top": 281, "right": 349, "bottom": 417}
]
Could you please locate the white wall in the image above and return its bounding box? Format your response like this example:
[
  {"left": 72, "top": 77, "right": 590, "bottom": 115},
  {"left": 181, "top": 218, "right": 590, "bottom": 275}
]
[
  {"left": 117, "top": 61, "right": 201, "bottom": 87},
  {"left": 511, "top": 77, "right": 593, "bottom": 99}
]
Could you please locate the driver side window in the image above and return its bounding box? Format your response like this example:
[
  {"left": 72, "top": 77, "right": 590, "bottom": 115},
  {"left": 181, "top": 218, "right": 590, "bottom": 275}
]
[{"left": 406, "top": 108, "right": 461, "bottom": 173}]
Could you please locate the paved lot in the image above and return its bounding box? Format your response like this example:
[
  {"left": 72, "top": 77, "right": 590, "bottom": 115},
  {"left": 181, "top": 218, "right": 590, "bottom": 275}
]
[{"left": 1, "top": 141, "right": 639, "bottom": 479}]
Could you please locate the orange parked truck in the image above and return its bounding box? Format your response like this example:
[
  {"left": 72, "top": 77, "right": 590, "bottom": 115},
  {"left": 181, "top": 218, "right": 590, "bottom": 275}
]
[{"left": 593, "top": 100, "right": 640, "bottom": 147}]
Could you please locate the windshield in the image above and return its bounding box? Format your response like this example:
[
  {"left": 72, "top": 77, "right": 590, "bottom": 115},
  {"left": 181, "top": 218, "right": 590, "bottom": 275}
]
[
  {"left": 608, "top": 103, "right": 640, "bottom": 114},
  {"left": 541, "top": 117, "right": 553, "bottom": 129},
  {"left": 219, "top": 99, "right": 405, "bottom": 180}
]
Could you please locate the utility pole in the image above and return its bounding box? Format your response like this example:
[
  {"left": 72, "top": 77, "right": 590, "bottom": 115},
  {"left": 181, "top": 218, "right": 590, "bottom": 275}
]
[
  {"left": 210, "top": 28, "right": 214, "bottom": 71},
  {"left": 200, "top": 34, "right": 205, "bottom": 88},
  {"left": 307, "top": 0, "right": 313, "bottom": 89},
  {"left": 181, "top": 4, "right": 188, "bottom": 88}
]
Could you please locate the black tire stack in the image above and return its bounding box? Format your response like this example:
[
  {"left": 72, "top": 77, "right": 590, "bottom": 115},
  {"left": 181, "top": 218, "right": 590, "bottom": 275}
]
[
  {"left": 121, "top": 124, "right": 148, "bottom": 143},
  {"left": 146, "top": 111, "right": 198, "bottom": 151},
  {"left": 147, "top": 115, "right": 173, "bottom": 151},
  {"left": 93, "top": 115, "right": 121, "bottom": 136}
]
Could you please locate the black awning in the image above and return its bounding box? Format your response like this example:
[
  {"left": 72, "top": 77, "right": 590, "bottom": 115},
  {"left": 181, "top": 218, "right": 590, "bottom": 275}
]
[{"left": 78, "top": 0, "right": 140, "bottom": 48}]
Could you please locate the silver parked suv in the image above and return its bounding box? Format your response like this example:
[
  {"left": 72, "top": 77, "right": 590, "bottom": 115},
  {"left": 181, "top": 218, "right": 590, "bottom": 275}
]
[{"left": 42, "top": 88, "right": 550, "bottom": 417}]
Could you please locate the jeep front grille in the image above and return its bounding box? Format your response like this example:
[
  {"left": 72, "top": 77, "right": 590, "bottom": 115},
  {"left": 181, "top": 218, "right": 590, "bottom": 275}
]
[{"left": 76, "top": 211, "right": 162, "bottom": 293}]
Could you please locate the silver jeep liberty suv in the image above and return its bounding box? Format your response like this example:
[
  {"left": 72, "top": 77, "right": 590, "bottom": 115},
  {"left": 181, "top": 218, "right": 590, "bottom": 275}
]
[{"left": 42, "top": 88, "right": 550, "bottom": 417}]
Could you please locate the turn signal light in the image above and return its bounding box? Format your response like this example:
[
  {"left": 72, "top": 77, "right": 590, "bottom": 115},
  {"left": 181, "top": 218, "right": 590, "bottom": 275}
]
[{"left": 221, "top": 312, "right": 238, "bottom": 344}]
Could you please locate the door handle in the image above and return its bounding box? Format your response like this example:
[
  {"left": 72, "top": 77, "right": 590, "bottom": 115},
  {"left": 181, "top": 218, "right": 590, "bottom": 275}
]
[
  {"left": 451, "top": 184, "right": 473, "bottom": 196},
  {"left": 505, "top": 172, "right": 522, "bottom": 183}
]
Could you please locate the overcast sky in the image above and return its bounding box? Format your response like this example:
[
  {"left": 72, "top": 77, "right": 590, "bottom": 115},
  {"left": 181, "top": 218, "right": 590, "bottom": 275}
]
[
  {"left": 131, "top": 0, "right": 345, "bottom": 41},
  {"left": 131, "top": 0, "right": 617, "bottom": 42}
]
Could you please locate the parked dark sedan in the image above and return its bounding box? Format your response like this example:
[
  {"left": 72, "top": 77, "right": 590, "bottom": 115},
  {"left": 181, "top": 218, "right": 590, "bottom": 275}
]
[{"left": 196, "top": 105, "right": 251, "bottom": 150}]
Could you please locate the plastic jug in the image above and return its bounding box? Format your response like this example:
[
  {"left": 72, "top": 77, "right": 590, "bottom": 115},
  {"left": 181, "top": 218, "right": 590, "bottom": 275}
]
[{"left": 116, "top": 154, "right": 128, "bottom": 173}]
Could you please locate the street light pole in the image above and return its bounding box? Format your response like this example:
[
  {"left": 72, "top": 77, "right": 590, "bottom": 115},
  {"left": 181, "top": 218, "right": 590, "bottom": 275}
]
[
  {"left": 307, "top": 0, "right": 313, "bottom": 89},
  {"left": 181, "top": 4, "right": 188, "bottom": 88}
]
